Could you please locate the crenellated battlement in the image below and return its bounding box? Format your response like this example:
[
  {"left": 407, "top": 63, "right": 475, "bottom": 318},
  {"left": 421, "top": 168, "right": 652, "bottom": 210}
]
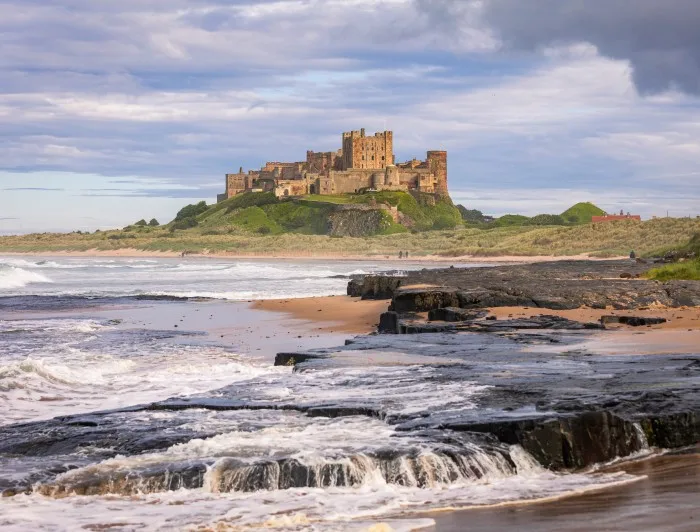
[{"left": 219, "top": 129, "right": 448, "bottom": 201}]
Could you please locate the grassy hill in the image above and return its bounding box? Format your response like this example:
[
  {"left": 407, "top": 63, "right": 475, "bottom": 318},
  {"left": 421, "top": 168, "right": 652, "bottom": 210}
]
[
  {"left": 171, "top": 191, "right": 462, "bottom": 237},
  {"left": 457, "top": 202, "right": 606, "bottom": 228},
  {"left": 561, "top": 202, "right": 606, "bottom": 224}
]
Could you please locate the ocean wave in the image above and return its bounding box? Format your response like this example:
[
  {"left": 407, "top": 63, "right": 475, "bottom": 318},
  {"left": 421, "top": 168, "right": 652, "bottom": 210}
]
[
  {"left": 0, "top": 266, "right": 53, "bottom": 289},
  {"left": 140, "top": 289, "right": 343, "bottom": 301}
]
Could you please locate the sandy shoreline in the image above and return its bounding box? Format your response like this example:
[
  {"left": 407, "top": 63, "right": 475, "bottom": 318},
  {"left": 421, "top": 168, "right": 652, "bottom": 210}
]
[
  {"left": 252, "top": 295, "right": 389, "bottom": 334},
  {"left": 254, "top": 296, "right": 700, "bottom": 353},
  {"left": 488, "top": 306, "right": 700, "bottom": 355},
  {"left": 0, "top": 248, "right": 626, "bottom": 263},
  {"left": 431, "top": 450, "right": 699, "bottom": 532}
]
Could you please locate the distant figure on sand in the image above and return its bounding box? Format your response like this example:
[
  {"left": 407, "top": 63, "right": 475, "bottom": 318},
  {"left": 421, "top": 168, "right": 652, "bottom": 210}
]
[
  {"left": 399, "top": 251, "right": 403, "bottom": 259},
  {"left": 630, "top": 250, "right": 636, "bottom": 260},
  {"left": 405, "top": 251, "right": 409, "bottom": 259}
]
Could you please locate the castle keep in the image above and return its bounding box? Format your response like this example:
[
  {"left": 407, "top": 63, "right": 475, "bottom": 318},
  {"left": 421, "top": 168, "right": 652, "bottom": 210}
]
[{"left": 217, "top": 129, "right": 447, "bottom": 202}]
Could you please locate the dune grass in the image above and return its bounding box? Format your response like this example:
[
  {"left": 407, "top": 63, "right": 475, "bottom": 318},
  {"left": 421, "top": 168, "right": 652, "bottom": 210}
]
[{"left": 2, "top": 218, "right": 700, "bottom": 259}]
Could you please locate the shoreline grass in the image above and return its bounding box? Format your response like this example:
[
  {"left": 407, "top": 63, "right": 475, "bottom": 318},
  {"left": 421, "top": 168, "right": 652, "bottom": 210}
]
[
  {"left": 645, "top": 260, "right": 700, "bottom": 281},
  {"left": 2, "top": 218, "right": 700, "bottom": 259}
]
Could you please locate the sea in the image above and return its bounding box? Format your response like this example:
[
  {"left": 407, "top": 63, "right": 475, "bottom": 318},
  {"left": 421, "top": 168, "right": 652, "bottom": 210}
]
[{"left": 0, "top": 256, "right": 650, "bottom": 531}]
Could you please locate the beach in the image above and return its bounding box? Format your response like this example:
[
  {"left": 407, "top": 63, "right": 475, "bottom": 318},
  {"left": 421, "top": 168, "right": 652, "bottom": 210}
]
[
  {"left": 432, "top": 451, "right": 700, "bottom": 532},
  {"left": 253, "top": 295, "right": 389, "bottom": 333},
  {"left": 0, "top": 254, "right": 698, "bottom": 531},
  {"left": 0, "top": 247, "right": 627, "bottom": 263}
]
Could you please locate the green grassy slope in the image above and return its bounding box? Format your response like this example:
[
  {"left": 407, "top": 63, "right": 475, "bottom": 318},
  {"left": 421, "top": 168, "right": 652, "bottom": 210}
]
[
  {"left": 185, "top": 191, "right": 462, "bottom": 235},
  {"left": 561, "top": 202, "right": 606, "bottom": 224}
]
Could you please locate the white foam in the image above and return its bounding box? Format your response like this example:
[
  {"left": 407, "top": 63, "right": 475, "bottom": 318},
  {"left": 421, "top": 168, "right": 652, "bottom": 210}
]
[
  {"left": 0, "top": 317, "right": 284, "bottom": 425},
  {"left": 0, "top": 266, "right": 53, "bottom": 289},
  {"left": 0, "top": 460, "right": 642, "bottom": 531},
  {"left": 0, "top": 256, "right": 420, "bottom": 299}
]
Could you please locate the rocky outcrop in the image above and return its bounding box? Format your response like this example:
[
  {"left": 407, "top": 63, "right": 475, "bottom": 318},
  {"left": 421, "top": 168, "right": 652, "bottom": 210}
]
[
  {"left": 275, "top": 333, "right": 700, "bottom": 472},
  {"left": 347, "top": 275, "right": 404, "bottom": 299},
  {"left": 349, "top": 260, "right": 700, "bottom": 312},
  {"left": 600, "top": 315, "right": 667, "bottom": 327},
  {"left": 428, "top": 308, "right": 488, "bottom": 322},
  {"left": 458, "top": 411, "right": 698, "bottom": 471},
  {"left": 328, "top": 208, "right": 392, "bottom": 237},
  {"left": 448, "top": 412, "right": 644, "bottom": 470}
]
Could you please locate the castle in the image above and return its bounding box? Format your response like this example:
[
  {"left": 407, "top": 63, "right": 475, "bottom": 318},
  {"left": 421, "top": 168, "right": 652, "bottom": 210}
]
[{"left": 217, "top": 129, "right": 448, "bottom": 202}]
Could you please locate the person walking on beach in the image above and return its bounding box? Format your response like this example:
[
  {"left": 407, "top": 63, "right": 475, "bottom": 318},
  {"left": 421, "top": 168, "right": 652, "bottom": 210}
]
[
  {"left": 405, "top": 251, "right": 409, "bottom": 259},
  {"left": 399, "top": 251, "right": 403, "bottom": 259}
]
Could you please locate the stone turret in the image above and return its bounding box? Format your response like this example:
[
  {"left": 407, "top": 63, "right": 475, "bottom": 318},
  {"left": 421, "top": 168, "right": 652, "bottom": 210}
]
[
  {"left": 427, "top": 151, "right": 448, "bottom": 196},
  {"left": 385, "top": 164, "right": 399, "bottom": 187}
]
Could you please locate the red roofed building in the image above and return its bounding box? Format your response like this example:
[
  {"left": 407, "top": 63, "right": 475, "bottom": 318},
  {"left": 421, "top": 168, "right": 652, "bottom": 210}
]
[{"left": 592, "top": 210, "right": 642, "bottom": 223}]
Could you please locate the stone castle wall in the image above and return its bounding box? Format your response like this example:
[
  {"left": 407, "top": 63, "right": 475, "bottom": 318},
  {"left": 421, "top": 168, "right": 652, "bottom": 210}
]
[
  {"left": 219, "top": 129, "right": 448, "bottom": 202},
  {"left": 342, "top": 129, "right": 393, "bottom": 170}
]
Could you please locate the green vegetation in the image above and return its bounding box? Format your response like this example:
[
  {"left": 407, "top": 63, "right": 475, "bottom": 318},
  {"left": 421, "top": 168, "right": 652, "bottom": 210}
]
[
  {"left": 457, "top": 206, "right": 488, "bottom": 225},
  {"left": 646, "top": 261, "right": 700, "bottom": 281},
  {"left": 645, "top": 233, "right": 700, "bottom": 280},
  {"left": 4, "top": 192, "right": 697, "bottom": 260},
  {"left": 491, "top": 214, "right": 531, "bottom": 227},
  {"left": 177, "top": 191, "right": 461, "bottom": 237},
  {"left": 3, "top": 216, "right": 700, "bottom": 260},
  {"left": 455, "top": 202, "right": 606, "bottom": 229},
  {"left": 175, "top": 201, "right": 209, "bottom": 221},
  {"left": 561, "top": 202, "right": 606, "bottom": 224},
  {"left": 524, "top": 214, "right": 566, "bottom": 226}
]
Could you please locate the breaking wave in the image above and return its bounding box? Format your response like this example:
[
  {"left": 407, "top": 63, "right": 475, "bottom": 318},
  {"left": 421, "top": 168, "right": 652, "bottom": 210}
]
[{"left": 0, "top": 266, "right": 53, "bottom": 290}]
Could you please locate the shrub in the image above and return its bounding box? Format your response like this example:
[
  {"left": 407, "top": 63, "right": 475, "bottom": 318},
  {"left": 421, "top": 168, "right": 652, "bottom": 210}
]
[
  {"left": 171, "top": 216, "right": 198, "bottom": 230},
  {"left": 257, "top": 226, "right": 271, "bottom": 235},
  {"left": 524, "top": 214, "right": 566, "bottom": 226},
  {"left": 175, "top": 201, "right": 208, "bottom": 221},
  {"left": 148, "top": 218, "right": 160, "bottom": 227},
  {"left": 490, "top": 214, "right": 530, "bottom": 227},
  {"left": 223, "top": 192, "right": 279, "bottom": 213},
  {"left": 134, "top": 219, "right": 147, "bottom": 226},
  {"left": 457, "top": 205, "right": 488, "bottom": 224},
  {"left": 433, "top": 214, "right": 459, "bottom": 230}
]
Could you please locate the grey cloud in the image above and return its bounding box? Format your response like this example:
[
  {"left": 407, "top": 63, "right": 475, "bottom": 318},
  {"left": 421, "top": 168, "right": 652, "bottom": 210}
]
[
  {"left": 3, "top": 187, "right": 64, "bottom": 191},
  {"left": 478, "top": 0, "right": 700, "bottom": 95}
]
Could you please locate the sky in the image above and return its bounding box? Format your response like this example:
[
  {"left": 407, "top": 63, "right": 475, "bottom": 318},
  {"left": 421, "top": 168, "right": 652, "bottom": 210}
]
[{"left": 1, "top": 0, "right": 699, "bottom": 233}]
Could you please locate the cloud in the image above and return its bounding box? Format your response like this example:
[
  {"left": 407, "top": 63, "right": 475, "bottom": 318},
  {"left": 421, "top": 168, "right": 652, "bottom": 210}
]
[
  {"left": 0, "top": 0, "right": 699, "bottom": 231},
  {"left": 3, "top": 187, "right": 64, "bottom": 191},
  {"left": 478, "top": 0, "right": 700, "bottom": 95}
]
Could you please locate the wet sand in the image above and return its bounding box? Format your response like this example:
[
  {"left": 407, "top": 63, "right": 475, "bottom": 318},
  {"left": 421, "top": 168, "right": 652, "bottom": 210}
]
[
  {"left": 252, "top": 295, "right": 390, "bottom": 333},
  {"left": 488, "top": 306, "right": 700, "bottom": 355},
  {"left": 431, "top": 450, "right": 700, "bottom": 532}
]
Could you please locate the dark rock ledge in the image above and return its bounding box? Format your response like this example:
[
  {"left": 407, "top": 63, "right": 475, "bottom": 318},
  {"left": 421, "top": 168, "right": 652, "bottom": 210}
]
[
  {"left": 348, "top": 260, "right": 700, "bottom": 335},
  {"left": 348, "top": 260, "right": 700, "bottom": 310},
  {"left": 274, "top": 333, "right": 700, "bottom": 473}
]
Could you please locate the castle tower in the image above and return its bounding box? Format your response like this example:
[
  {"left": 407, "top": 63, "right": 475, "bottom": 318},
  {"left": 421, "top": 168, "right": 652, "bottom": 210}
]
[
  {"left": 427, "top": 151, "right": 448, "bottom": 196},
  {"left": 385, "top": 164, "right": 399, "bottom": 187},
  {"left": 341, "top": 129, "right": 394, "bottom": 170}
]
